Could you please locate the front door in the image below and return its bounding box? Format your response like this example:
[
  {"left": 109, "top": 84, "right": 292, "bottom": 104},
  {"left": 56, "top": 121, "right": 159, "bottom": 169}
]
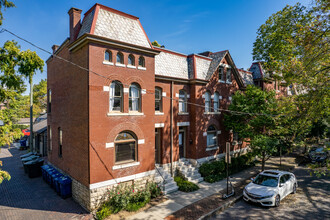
[
  {"left": 179, "top": 127, "right": 186, "bottom": 158},
  {"left": 155, "top": 128, "right": 161, "bottom": 164}
]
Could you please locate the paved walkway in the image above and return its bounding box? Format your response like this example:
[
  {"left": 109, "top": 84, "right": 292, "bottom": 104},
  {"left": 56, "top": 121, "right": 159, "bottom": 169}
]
[
  {"left": 128, "top": 156, "right": 296, "bottom": 220},
  {"left": 0, "top": 147, "right": 92, "bottom": 220}
]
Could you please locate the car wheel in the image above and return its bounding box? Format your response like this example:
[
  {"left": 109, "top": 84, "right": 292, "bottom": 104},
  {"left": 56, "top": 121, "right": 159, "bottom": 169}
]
[
  {"left": 275, "top": 195, "right": 280, "bottom": 207},
  {"left": 292, "top": 184, "right": 297, "bottom": 194}
]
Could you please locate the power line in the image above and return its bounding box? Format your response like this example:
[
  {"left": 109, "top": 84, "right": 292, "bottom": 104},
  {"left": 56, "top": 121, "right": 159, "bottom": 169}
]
[{"left": 1, "top": 28, "right": 277, "bottom": 117}]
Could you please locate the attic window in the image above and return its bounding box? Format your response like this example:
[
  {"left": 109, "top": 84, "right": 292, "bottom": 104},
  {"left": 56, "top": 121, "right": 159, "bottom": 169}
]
[
  {"left": 219, "top": 67, "right": 225, "bottom": 81},
  {"left": 226, "top": 68, "right": 232, "bottom": 83},
  {"left": 104, "top": 50, "right": 112, "bottom": 62}
]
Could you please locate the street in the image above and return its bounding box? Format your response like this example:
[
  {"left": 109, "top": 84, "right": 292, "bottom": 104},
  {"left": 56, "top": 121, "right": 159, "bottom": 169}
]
[{"left": 212, "top": 165, "right": 330, "bottom": 220}]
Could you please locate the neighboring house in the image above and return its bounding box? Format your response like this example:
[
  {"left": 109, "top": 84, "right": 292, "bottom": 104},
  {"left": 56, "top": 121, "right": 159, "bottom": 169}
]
[
  {"left": 249, "top": 62, "right": 288, "bottom": 96},
  {"left": 33, "top": 114, "right": 47, "bottom": 156},
  {"left": 237, "top": 68, "right": 254, "bottom": 87},
  {"left": 47, "top": 4, "right": 251, "bottom": 211},
  {"left": 17, "top": 118, "right": 31, "bottom": 126}
]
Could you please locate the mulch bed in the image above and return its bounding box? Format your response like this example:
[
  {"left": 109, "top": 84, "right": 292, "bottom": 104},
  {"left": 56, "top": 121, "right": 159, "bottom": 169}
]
[{"left": 165, "top": 172, "right": 258, "bottom": 220}]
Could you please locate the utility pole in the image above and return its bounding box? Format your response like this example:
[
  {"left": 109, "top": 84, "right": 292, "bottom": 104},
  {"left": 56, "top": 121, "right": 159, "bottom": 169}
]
[{"left": 29, "top": 75, "right": 33, "bottom": 152}]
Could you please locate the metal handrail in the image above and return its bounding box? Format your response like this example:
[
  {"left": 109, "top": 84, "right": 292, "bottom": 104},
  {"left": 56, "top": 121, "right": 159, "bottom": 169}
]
[{"left": 155, "top": 165, "right": 166, "bottom": 192}]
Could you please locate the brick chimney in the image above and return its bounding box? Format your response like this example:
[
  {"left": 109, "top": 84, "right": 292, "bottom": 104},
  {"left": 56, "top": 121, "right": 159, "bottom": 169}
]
[
  {"left": 52, "top": 45, "right": 59, "bottom": 54},
  {"left": 68, "top": 7, "right": 82, "bottom": 43}
]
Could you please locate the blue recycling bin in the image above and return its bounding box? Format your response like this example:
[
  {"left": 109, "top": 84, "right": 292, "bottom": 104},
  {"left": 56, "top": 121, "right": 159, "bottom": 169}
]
[
  {"left": 54, "top": 175, "right": 64, "bottom": 194},
  {"left": 46, "top": 169, "right": 57, "bottom": 185},
  {"left": 51, "top": 172, "right": 63, "bottom": 188},
  {"left": 41, "top": 165, "right": 51, "bottom": 181},
  {"left": 58, "top": 176, "right": 72, "bottom": 199}
]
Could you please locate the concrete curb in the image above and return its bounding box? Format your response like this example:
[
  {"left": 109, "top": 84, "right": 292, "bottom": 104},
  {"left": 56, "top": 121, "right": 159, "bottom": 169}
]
[{"left": 198, "top": 194, "right": 243, "bottom": 220}]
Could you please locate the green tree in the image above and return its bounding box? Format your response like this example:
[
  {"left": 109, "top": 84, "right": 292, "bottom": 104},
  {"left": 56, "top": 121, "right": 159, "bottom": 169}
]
[
  {"left": 33, "top": 79, "right": 47, "bottom": 115},
  {"left": 0, "top": 0, "right": 15, "bottom": 26},
  {"left": 224, "top": 85, "right": 279, "bottom": 171},
  {"left": 151, "top": 40, "right": 161, "bottom": 47},
  {"left": 252, "top": 1, "right": 329, "bottom": 127}
]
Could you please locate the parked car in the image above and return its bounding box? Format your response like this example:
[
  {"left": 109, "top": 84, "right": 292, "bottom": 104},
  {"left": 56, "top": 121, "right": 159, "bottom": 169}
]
[
  {"left": 243, "top": 170, "right": 297, "bottom": 207},
  {"left": 22, "top": 129, "right": 30, "bottom": 136},
  {"left": 308, "top": 146, "right": 328, "bottom": 165}
]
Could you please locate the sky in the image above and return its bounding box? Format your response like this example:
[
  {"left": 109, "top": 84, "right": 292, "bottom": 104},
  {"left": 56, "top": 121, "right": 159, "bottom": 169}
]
[{"left": 0, "top": 0, "right": 312, "bottom": 94}]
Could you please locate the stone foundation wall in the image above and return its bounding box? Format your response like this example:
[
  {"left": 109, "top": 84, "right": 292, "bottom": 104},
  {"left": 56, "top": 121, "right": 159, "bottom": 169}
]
[{"left": 72, "top": 173, "right": 156, "bottom": 211}]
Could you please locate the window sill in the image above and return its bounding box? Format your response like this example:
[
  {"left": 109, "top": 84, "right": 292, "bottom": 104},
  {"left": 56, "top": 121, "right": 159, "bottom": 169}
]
[
  {"left": 218, "top": 80, "right": 226, "bottom": 83},
  {"left": 138, "top": 66, "right": 146, "bottom": 70},
  {"left": 127, "top": 65, "right": 136, "bottom": 69},
  {"left": 113, "top": 162, "right": 140, "bottom": 170},
  {"left": 107, "top": 112, "right": 144, "bottom": 116},
  {"left": 178, "top": 112, "right": 189, "bottom": 115},
  {"left": 204, "top": 112, "right": 221, "bottom": 115},
  {"left": 226, "top": 81, "right": 232, "bottom": 84},
  {"left": 206, "top": 146, "right": 219, "bottom": 151},
  {"left": 103, "top": 61, "right": 114, "bottom": 65},
  {"left": 155, "top": 112, "right": 164, "bottom": 115},
  {"left": 115, "top": 63, "right": 126, "bottom": 67}
]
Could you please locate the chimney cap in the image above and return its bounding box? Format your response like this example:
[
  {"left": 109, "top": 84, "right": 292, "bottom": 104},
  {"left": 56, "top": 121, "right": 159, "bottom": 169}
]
[{"left": 68, "top": 7, "right": 82, "bottom": 15}]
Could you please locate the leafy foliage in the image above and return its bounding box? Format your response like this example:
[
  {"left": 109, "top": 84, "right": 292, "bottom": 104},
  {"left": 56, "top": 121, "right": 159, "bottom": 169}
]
[
  {"left": 0, "top": 160, "right": 11, "bottom": 184},
  {"left": 0, "top": 0, "right": 15, "bottom": 26},
  {"left": 224, "top": 85, "right": 279, "bottom": 171},
  {"left": 96, "top": 181, "right": 162, "bottom": 219},
  {"left": 151, "top": 40, "right": 161, "bottom": 47},
  {"left": 174, "top": 176, "right": 199, "bottom": 192}
]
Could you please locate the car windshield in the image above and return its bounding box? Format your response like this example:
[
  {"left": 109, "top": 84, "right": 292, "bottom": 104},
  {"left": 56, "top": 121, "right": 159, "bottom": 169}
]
[{"left": 253, "top": 174, "right": 278, "bottom": 187}]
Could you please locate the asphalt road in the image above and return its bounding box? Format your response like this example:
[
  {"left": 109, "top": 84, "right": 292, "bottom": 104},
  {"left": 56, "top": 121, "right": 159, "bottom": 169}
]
[{"left": 212, "top": 165, "right": 330, "bottom": 220}]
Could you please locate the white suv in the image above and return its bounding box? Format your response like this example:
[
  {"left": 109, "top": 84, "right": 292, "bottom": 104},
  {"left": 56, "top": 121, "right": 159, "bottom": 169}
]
[{"left": 243, "top": 170, "right": 297, "bottom": 207}]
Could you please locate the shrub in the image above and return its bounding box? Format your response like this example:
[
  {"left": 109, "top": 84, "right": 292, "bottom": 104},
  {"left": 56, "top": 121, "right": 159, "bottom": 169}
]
[
  {"left": 148, "top": 182, "right": 162, "bottom": 198},
  {"left": 96, "top": 204, "right": 112, "bottom": 220},
  {"left": 174, "top": 176, "right": 199, "bottom": 192}
]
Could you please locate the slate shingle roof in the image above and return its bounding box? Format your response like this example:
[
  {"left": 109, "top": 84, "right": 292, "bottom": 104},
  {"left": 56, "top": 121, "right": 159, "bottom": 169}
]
[{"left": 238, "top": 69, "right": 254, "bottom": 86}]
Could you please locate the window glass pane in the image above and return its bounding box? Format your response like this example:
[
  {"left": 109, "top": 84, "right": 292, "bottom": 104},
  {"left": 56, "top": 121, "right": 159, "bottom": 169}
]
[
  {"left": 155, "top": 89, "right": 160, "bottom": 100},
  {"left": 128, "top": 55, "right": 134, "bottom": 65},
  {"left": 139, "top": 56, "right": 145, "bottom": 67},
  {"left": 114, "top": 83, "right": 121, "bottom": 96},
  {"left": 155, "top": 100, "right": 160, "bottom": 111},
  {"left": 113, "top": 98, "right": 121, "bottom": 111},
  {"left": 117, "top": 53, "right": 123, "bottom": 63},
  {"left": 115, "top": 142, "right": 135, "bottom": 162},
  {"left": 227, "top": 68, "right": 232, "bottom": 82},
  {"left": 207, "top": 133, "right": 216, "bottom": 146},
  {"left": 115, "top": 132, "right": 134, "bottom": 141},
  {"left": 214, "top": 102, "right": 218, "bottom": 112},
  {"left": 105, "top": 51, "right": 110, "bottom": 61}
]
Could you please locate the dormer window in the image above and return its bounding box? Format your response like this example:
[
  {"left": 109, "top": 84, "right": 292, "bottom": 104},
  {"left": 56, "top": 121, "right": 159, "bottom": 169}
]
[
  {"left": 128, "top": 54, "right": 135, "bottom": 66},
  {"left": 219, "top": 66, "right": 225, "bottom": 81},
  {"left": 138, "top": 56, "right": 145, "bottom": 67},
  {"left": 104, "top": 50, "right": 112, "bottom": 62},
  {"left": 226, "top": 68, "right": 232, "bottom": 83},
  {"left": 117, "top": 52, "right": 124, "bottom": 64}
]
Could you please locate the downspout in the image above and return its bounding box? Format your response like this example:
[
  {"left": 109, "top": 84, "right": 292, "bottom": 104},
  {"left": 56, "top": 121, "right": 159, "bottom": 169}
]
[{"left": 170, "top": 81, "right": 174, "bottom": 177}]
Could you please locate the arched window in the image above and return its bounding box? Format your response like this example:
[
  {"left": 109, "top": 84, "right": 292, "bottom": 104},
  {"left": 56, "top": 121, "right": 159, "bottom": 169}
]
[
  {"left": 104, "top": 50, "right": 112, "bottom": 62},
  {"left": 129, "top": 83, "right": 141, "bottom": 112},
  {"left": 179, "top": 90, "right": 187, "bottom": 112},
  {"left": 207, "top": 125, "right": 217, "bottom": 147},
  {"left": 219, "top": 66, "right": 225, "bottom": 81},
  {"left": 115, "top": 131, "right": 137, "bottom": 163},
  {"left": 128, "top": 54, "right": 135, "bottom": 66},
  {"left": 214, "top": 92, "right": 219, "bottom": 112},
  {"left": 117, "top": 52, "right": 124, "bottom": 64},
  {"left": 155, "top": 87, "right": 163, "bottom": 112},
  {"left": 205, "top": 91, "right": 211, "bottom": 112},
  {"left": 110, "top": 81, "right": 123, "bottom": 112},
  {"left": 226, "top": 68, "right": 232, "bottom": 83},
  {"left": 138, "top": 56, "right": 145, "bottom": 67}
]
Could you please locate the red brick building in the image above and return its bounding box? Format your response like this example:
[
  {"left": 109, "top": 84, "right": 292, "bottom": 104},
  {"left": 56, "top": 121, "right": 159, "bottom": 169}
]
[{"left": 47, "top": 4, "right": 253, "bottom": 210}]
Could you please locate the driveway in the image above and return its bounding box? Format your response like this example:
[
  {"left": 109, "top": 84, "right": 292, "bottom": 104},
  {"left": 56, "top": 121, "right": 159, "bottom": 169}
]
[
  {"left": 211, "top": 165, "right": 330, "bottom": 220},
  {"left": 0, "top": 146, "right": 92, "bottom": 220}
]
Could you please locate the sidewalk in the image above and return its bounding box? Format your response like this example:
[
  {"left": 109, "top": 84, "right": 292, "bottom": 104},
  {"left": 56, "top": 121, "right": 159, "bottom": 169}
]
[{"left": 128, "top": 156, "right": 296, "bottom": 220}]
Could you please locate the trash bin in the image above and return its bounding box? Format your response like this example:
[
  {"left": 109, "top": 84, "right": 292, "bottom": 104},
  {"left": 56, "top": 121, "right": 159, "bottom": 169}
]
[
  {"left": 41, "top": 165, "right": 52, "bottom": 181},
  {"left": 20, "top": 152, "right": 33, "bottom": 159},
  {"left": 53, "top": 174, "right": 64, "bottom": 193},
  {"left": 23, "top": 157, "right": 40, "bottom": 173},
  {"left": 46, "top": 168, "right": 57, "bottom": 184},
  {"left": 26, "top": 158, "right": 44, "bottom": 178},
  {"left": 21, "top": 155, "right": 39, "bottom": 163},
  {"left": 58, "top": 176, "right": 72, "bottom": 199},
  {"left": 51, "top": 172, "right": 62, "bottom": 188}
]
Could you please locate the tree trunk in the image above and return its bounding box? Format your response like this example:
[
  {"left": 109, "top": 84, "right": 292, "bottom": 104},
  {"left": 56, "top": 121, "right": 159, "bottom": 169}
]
[{"left": 261, "top": 151, "right": 265, "bottom": 171}]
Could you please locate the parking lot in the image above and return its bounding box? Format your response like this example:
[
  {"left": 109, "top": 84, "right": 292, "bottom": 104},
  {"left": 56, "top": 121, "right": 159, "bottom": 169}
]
[{"left": 212, "top": 165, "right": 330, "bottom": 220}]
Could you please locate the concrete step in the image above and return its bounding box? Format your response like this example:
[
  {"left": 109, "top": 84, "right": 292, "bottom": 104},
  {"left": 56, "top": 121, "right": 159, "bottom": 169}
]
[
  {"left": 164, "top": 185, "right": 179, "bottom": 195},
  {"left": 188, "top": 176, "right": 204, "bottom": 184},
  {"left": 164, "top": 181, "right": 177, "bottom": 189},
  {"left": 179, "top": 166, "right": 196, "bottom": 173}
]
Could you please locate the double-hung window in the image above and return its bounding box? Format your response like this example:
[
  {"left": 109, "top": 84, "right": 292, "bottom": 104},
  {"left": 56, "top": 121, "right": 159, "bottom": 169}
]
[
  {"left": 115, "top": 132, "right": 137, "bottom": 163},
  {"left": 155, "top": 87, "right": 162, "bottom": 112},
  {"left": 109, "top": 81, "right": 123, "bottom": 112},
  {"left": 207, "top": 125, "right": 217, "bottom": 147},
  {"left": 226, "top": 68, "right": 232, "bottom": 83},
  {"left": 205, "top": 92, "right": 211, "bottom": 113},
  {"left": 179, "top": 90, "right": 187, "bottom": 112},
  {"left": 129, "top": 83, "right": 141, "bottom": 112},
  {"left": 214, "top": 92, "right": 219, "bottom": 112}
]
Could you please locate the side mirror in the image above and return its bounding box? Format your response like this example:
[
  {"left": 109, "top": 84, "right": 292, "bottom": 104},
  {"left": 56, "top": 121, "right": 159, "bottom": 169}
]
[
  {"left": 250, "top": 177, "right": 254, "bottom": 181},
  {"left": 279, "top": 183, "right": 284, "bottom": 187}
]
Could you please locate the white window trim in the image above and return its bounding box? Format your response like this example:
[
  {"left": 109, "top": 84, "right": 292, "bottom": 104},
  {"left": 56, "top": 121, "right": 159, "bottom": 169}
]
[
  {"left": 218, "top": 80, "right": 226, "bottom": 83},
  {"left": 103, "top": 61, "right": 114, "bottom": 66},
  {"left": 177, "top": 122, "right": 190, "bottom": 126},
  {"left": 206, "top": 146, "right": 219, "bottom": 151},
  {"left": 226, "top": 81, "right": 233, "bottom": 84},
  {"left": 106, "top": 142, "right": 114, "bottom": 148},
  {"left": 103, "top": 86, "right": 110, "bottom": 92},
  {"left": 178, "top": 112, "right": 189, "bottom": 115},
  {"left": 162, "top": 92, "right": 167, "bottom": 97},
  {"left": 127, "top": 65, "right": 136, "bottom": 69},
  {"left": 204, "top": 112, "right": 221, "bottom": 115},
  {"left": 115, "top": 63, "right": 126, "bottom": 67},
  {"left": 155, "top": 123, "right": 165, "bottom": 128},
  {"left": 107, "top": 112, "right": 144, "bottom": 116},
  {"left": 123, "top": 88, "right": 129, "bottom": 93},
  {"left": 155, "top": 112, "right": 164, "bottom": 115},
  {"left": 138, "top": 139, "right": 145, "bottom": 144},
  {"left": 138, "top": 66, "right": 146, "bottom": 70},
  {"left": 112, "top": 162, "right": 140, "bottom": 170}
]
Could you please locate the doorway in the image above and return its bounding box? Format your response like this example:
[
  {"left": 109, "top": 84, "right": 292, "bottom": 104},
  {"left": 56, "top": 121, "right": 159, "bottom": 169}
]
[
  {"left": 179, "top": 127, "right": 186, "bottom": 158},
  {"left": 155, "top": 128, "right": 161, "bottom": 164}
]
